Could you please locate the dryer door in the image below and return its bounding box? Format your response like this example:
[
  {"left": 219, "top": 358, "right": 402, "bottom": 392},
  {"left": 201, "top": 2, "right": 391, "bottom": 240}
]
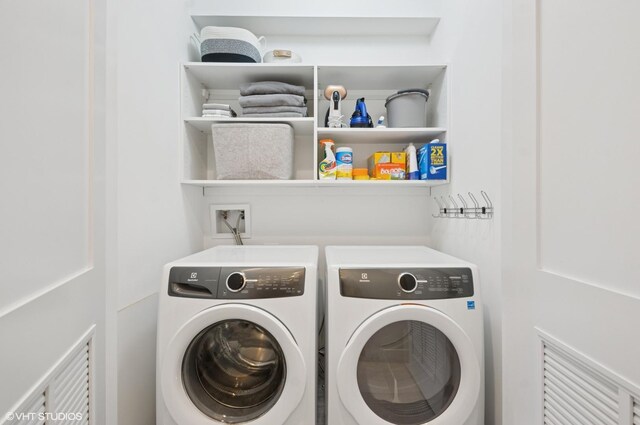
[
  {"left": 337, "top": 305, "right": 480, "bottom": 425},
  {"left": 161, "top": 304, "right": 306, "bottom": 425}
]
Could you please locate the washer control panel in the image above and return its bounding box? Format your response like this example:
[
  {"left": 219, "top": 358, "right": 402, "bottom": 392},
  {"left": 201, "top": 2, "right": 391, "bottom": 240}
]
[
  {"left": 219, "top": 267, "right": 305, "bottom": 298},
  {"left": 339, "top": 268, "right": 474, "bottom": 300},
  {"left": 168, "top": 266, "right": 305, "bottom": 299}
]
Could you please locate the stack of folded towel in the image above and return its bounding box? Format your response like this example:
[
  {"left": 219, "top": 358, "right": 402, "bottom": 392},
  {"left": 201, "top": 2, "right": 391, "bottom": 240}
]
[
  {"left": 239, "top": 81, "right": 308, "bottom": 117},
  {"left": 202, "top": 103, "right": 237, "bottom": 118}
]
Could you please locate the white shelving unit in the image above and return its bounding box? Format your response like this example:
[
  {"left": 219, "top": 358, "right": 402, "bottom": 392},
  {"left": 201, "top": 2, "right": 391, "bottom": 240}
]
[{"left": 180, "top": 63, "right": 449, "bottom": 188}]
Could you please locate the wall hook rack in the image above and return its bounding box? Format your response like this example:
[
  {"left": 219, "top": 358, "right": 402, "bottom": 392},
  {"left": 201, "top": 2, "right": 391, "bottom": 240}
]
[{"left": 432, "top": 191, "right": 494, "bottom": 219}]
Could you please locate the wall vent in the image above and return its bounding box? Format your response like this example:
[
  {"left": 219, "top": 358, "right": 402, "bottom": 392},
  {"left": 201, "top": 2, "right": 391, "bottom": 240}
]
[
  {"left": 3, "top": 329, "right": 93, "bottom": 425},
  {"left": 540, "top": 330, "right": 640, "bottom": 425},
  {"left": 49, "top": 342, "right": 90, "bottom": 423},
  {"left": 5, "top": 392, "right": 46, "bottom": 425},
  {"left": 543, "top": 342, "right": 619, "bottom": 424}
]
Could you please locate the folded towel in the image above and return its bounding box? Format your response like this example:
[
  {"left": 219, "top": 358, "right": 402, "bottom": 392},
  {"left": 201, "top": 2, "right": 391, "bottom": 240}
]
[
  {"left": 202, "top": 108, "right": 237, "bottom": 117},
  {"left": 203, "top": 110, "right": 231, "bottom": 116},
  {"left": 202, "top": 103, "right": 232, "bottom": 110},
  {"left": 241, "top": 106, "right": 307, "bottom": 115},
  {"left": 240, "top": 81, "right": 306, "bottom": 97},
  {"left": 239, "top": 94, "right": 306, "bottom": 108},
  {"left": 242, "top": 112, "right": 305, "bottom": 117}
]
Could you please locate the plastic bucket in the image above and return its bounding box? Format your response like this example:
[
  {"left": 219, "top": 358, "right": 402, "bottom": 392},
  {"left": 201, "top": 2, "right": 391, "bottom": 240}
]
[{"left": 385, "top": 89, "right": 430, "bottom": 128}]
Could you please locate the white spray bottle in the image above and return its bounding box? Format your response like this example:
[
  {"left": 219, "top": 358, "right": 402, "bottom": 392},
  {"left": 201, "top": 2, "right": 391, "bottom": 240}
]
[{"left": 405, "top": 143, "right": 419, "bottom": 180}]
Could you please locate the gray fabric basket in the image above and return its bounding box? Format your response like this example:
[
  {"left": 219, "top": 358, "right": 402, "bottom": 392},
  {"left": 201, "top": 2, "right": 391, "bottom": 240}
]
[
  {"left": 200, "top": 39, "right": 262, "bottom": 63},
  {"left": 211, "top": 123, "right": 294, "bottom": 180}
]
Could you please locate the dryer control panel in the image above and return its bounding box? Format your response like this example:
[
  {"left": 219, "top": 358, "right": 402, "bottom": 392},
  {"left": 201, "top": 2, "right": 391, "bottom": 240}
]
[
  {"left": 169, "top": 266, "right": 305, "bottom": 299},
  {"left": 339, "top": 268, "right": 474, "bottom": 300}
]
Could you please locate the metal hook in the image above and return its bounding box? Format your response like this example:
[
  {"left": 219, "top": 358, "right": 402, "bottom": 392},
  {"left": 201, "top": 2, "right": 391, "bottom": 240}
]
[
  {"left": 449, "top": 195, "right": 461, "bottom": 218},
  {"left": 481, "top": 191, "right": 493, "bottom": 209},
  {"left": 433, "top": 197, "right": 444, "bottom": 218},
  {"left": 480, "top": 190, "right": 493, "bottom": 218},
  {"left": 458, "top": 193, "right": 476, "bottom": 219},
  {"left": 440, "top": 196, "right": 450, "bottom": 216}
]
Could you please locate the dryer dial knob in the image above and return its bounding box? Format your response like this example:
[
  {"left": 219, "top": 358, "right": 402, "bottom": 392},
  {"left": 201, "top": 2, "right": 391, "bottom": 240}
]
[
  {"left": 226, "top": 272, "right": 246, "bottom": 292},
  {"left": 398, "top": 272, "right": 418, "bottom": 293}
]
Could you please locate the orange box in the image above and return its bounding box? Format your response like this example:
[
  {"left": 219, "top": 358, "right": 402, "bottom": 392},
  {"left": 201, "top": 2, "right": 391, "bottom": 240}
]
[{"left": 373, "top": 163, "right": 406, "bottom": 180}]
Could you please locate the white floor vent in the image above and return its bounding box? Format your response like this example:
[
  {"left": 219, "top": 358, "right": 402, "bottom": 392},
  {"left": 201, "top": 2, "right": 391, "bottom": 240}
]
[
  {"left": 3, "top": 328, "right": 93, "bottom": 425},
  {"left": 633, "top": 399, "right": 640, "bottom": 425}
]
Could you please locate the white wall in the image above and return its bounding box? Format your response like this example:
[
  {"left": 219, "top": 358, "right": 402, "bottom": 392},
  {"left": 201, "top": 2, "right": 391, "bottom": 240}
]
[
  {"left": 113, "top": 0, "right": 203, "bottom": 423},
  {"left": 422, "top": 1, "right": 504, "bottom": 424}
]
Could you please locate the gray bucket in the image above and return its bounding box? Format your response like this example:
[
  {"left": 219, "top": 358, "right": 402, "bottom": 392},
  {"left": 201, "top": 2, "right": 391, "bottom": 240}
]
[{"left": 385, "top": 89, "right": 430, "bottom": 128}]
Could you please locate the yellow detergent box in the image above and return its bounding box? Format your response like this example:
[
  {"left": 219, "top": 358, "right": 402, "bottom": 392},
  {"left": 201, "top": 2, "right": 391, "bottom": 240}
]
[
  {"left": 368, "top": 152, "right": 390, "bottom": 175},
  {"left": 390, "top": 152, "right": 406, "bottom": 172}
]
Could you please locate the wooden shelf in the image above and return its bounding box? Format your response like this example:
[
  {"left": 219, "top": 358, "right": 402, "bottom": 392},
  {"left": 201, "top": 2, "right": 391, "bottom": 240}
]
[
  {"left": 317, "top": 127, "right": 446, "bottom": 144},
  {"left": 185, "top": 117, "right": 315, "bottom": 135},
  {"left": 189, "top": 15, "right": 440, "bottom": 38},
  {"left": 182, "top": 179, "right": 447, "bottom": 188}
]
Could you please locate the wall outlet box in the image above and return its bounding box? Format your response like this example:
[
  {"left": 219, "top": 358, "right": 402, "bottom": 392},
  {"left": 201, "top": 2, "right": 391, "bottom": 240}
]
[{"left": 210, "top": 204, "right": 251, "bottom": 239}]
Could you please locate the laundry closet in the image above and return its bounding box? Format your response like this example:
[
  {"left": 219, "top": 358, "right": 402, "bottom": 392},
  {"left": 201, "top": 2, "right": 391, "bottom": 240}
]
[{"left": 2, "top": 0, "right": 639, "bottom": 424}]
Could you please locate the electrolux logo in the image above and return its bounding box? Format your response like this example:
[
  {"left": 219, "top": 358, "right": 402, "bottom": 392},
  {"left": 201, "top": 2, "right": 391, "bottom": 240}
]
[{"left": 359, "top": 272, "right": 371, "bottom": 283}]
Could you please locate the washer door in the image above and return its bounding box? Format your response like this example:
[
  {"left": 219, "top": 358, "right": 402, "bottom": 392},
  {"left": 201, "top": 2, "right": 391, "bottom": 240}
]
[
  {"left": 161, "top": 304, "right": 306, "bottom": 425},
  {"left": 337, "top": 305, "right": 480, "bottom": 425}
]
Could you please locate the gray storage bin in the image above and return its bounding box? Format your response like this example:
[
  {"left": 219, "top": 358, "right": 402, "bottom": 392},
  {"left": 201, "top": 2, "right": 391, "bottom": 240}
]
[{"left": 211, "top": 123, "right": 294, "bottom": 180}]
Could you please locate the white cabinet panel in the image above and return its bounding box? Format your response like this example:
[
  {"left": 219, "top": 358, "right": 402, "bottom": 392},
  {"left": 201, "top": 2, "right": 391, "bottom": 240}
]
[
  {"left": 538, "top": 0, "right": 640, "bottom": 296},
  {"left": 0, "top": 0, "right": 91, "bottom": 308}
]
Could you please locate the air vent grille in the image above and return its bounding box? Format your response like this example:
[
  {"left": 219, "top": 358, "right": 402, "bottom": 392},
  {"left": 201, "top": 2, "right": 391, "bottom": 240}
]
[
  {"left": 50, "top": 342, "right": 90, "bottom": 423},
  {"left": 633, "top": 399, "right": 640, "bottom": 425},
  {"left": 543, "top": 343, "right": 619, "bottom": 425},
  {"left": 5, "top": 392, "right": 46, "bottom": 425},
  {"left": 3, "top": 331, "right": 92, "bottom": 425}
]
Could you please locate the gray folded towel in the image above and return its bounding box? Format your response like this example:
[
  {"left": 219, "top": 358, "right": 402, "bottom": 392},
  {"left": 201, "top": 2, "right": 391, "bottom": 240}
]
[
  {"left": 241, "top": 106, "right": 308, "bottom": 115},
  {"left": 242, "top": 112, "right": 305, "bottom": 117},
  {"left": 240, "top": 81, "right": 306, "bottom": 97},
  {"left": 239, "top": 94, "right": 306, "bottom": 108}
]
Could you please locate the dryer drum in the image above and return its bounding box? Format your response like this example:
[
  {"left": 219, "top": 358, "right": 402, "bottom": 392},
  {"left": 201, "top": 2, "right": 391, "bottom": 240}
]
[
  {"left": 356, "top": 320, "right": 461, "bottom": 425},
  {"left": 182, "top": 319, "right": 287, "bottom": 422}
]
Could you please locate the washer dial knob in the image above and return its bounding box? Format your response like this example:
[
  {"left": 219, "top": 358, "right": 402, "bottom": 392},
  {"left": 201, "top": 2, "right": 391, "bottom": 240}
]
[
  {"left": 398, "top": 272, "right": 418, "bottom": 293},
  {"left": 226, "top": 272, "right": 246, "bottom": 292}
]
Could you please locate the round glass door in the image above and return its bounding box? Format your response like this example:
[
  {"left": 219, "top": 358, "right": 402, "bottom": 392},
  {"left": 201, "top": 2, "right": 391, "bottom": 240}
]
[
  {"left": 357, "top": 320, "right": 461, "bottom": 425},
  {"left": 182, "top": 319, "right": 287, "bottom": 423}
]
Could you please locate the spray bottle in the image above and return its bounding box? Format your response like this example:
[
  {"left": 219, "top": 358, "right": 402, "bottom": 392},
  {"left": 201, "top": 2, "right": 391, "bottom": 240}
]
[
  {"left": 319, "top": 139, "right": 337, "bottom": 179},
  {"left": 405, "top": 143, "right": 419, "bottom": 180}
]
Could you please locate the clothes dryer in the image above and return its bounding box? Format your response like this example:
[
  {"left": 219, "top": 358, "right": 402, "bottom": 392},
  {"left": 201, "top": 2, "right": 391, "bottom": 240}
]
[{"left": 325, "top": 246, "right": 484, "bottom": 425}]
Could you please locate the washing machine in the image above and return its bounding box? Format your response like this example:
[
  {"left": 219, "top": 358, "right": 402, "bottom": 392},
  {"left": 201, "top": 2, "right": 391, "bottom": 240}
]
[
  {"left": 157, "top": 245, "right": 318, "bottom": 425},
  {"left": 325, "top": 246, "right": 484, "bottom": 425}
]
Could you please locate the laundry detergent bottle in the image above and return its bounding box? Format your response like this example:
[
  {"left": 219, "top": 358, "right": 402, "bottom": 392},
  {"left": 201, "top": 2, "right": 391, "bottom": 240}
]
[{"left": 319, "top": 139, "right": 337, "bottom": 179}]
